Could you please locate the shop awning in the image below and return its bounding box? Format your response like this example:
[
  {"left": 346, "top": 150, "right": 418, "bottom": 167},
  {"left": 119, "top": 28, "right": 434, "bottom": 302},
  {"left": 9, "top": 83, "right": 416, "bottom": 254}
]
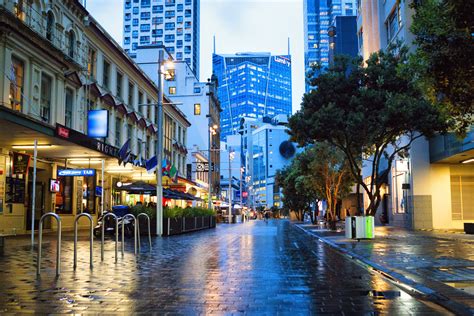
[{"left": 115, "top": 182, "right": 201, "bottom": 201}]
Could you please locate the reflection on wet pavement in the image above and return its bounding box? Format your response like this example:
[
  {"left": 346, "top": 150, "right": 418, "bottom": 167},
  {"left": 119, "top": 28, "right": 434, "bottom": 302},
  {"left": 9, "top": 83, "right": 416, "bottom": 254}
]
[{"left": 0, "top": 220, "right": 450, "bottom": 314}]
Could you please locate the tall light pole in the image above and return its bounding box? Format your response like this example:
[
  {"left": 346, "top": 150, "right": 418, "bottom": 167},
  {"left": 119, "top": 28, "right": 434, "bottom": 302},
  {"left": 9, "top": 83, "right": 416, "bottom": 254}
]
[
  {"left": 208, "top": 124, "right": 217, "bottom": 209},
  {"left": 156, "top": 50, "right": 164, "bottom": 236},
  {"left": 240, "top": 166, "right": 244, "bottom": 209},
  {"left": 228, "top": 148, "right": 235, "bottom": 223}
]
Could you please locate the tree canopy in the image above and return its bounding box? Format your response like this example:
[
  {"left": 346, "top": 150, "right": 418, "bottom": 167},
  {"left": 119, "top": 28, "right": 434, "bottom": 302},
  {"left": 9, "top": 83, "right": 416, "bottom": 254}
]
[
  {"left": 410, "top": 0, "right": 474, "bottom": 133},
  {"left": 288, "top": 45, "right": 449, "bottom": 216}
]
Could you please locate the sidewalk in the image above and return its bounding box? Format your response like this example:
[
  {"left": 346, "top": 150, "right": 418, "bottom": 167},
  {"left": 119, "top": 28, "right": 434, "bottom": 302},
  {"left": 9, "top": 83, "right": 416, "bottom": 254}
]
[{"left": 296, "top": 223, "right": 474, "bottom": 316}]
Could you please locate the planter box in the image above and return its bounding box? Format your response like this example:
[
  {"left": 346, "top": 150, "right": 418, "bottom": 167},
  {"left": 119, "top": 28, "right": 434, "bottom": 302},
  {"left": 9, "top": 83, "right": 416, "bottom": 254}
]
[
  {"left": 464, "top": 223, "right": 474, "bottom": 235},
  {"left": 161, "top": 216, "right": 216, "bottom": 236}
]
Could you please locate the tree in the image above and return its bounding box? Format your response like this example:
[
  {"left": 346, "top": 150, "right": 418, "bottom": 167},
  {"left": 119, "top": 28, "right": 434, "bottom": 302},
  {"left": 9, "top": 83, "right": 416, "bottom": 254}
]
[
  {"left": 275, "top": 152, "right": 318, "bottom": 222},
  {"left": 410, "top": 0, "right": 474, "bottom": 133},
  {"left": 307, "top": 143, "right": 353, "bottom": 227},
  {"left": 288, "top": 46, "right": 449, "bottom": 217}
]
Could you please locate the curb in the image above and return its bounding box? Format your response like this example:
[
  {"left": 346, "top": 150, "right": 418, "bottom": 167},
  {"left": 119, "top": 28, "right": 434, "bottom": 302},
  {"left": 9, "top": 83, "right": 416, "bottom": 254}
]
[{"left": 294, "top": 224, "right": 473, "bottom": 316}]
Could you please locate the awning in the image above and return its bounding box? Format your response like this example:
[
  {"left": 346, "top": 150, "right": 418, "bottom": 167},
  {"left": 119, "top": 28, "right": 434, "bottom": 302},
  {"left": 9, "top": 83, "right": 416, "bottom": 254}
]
[{"left": 116, "top": 181, "right": 156, "bottom": 195}]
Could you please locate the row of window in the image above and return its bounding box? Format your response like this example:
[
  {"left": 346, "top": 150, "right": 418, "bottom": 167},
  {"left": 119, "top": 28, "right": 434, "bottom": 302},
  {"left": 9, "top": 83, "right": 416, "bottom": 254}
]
[{"left": 124, "top": 18, "right": 191, "bottom": 31}]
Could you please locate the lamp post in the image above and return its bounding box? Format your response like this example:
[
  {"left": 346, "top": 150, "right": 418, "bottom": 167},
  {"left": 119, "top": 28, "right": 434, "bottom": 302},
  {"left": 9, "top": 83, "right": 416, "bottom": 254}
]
[
  {"left": 228, "top": 148, "right": 235, "bottom": 223},
  {"left": 208, "top": 124, "right": 218, "bottom": 209},
  {"left": 155, "top": 50, "right": 164, "bottom": 236}
]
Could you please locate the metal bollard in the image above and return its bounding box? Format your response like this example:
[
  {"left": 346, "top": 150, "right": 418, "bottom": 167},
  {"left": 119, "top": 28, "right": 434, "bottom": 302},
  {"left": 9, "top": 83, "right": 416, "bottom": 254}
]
[
  {"left": 137, "top": 213, "right": 152, "bottom": 252},
  {"left": 37, "top": 212, "right": 61, "bottom": 276},
  {"left": 121, "top": 214, "right": 137, "bottom": 255},
  {"left": 73, "top": 213, "right": 93, "bottom": 270},
  {"left": 101, "top": 213, "right": 118, "bottom": 263}
]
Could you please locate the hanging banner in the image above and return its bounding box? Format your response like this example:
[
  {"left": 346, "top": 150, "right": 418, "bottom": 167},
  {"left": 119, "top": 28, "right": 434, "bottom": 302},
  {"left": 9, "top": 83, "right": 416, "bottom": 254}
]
[{"left": 12, "top": 152, "right": 31, "bottom": 175}]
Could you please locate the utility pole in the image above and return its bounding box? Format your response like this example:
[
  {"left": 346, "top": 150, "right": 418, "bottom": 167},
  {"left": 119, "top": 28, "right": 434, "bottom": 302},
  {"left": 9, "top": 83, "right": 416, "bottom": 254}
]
[
  {"left": 156, "top": 49, "right": 164, "bottom": 236},
  {"left": 228, "top": 148, "right": 233, "bottom": 223}
]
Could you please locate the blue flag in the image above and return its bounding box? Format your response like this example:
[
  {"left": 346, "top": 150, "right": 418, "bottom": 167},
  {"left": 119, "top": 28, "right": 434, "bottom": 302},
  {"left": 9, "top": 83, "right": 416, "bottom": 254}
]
[
  {"left": 146, "top": 156, "right": 158, "bottom": 174},
  {"left": 118, "top": 139, "right": 130, "bottom": 166}
]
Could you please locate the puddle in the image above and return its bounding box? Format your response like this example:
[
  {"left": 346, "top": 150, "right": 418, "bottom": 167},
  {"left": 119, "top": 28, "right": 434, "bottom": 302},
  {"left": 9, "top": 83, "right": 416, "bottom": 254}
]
[{"left": 444, "top": 282, "right": 474, "bottom": 295}]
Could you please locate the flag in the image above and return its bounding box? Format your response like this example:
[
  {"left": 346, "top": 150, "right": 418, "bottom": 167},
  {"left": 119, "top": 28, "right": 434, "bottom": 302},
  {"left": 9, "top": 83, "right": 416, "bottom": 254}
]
[
  {"left": 118, "top": 139, "right": 130, "bottom": 166},
  {"left": 146, "top": 156, "right": 157, "bottom": 174},
  {"left": 162, "top": 159, "right": 171, "bottom": 176},
  {"left": 170, "top": 165, "right": 178, "bottom": 183}
]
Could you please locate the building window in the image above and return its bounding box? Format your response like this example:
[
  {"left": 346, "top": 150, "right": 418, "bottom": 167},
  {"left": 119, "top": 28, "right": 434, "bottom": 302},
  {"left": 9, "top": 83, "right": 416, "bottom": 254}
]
[
  {"left": 185, "top": 9, "right": 191, "bottom": 17},
  {"left": 9, "top": 56, "right": 24, "bottom": 111},
  {"left": 65, "top": 88, "right": 74, "bottom": 128},
  {"left": 193, "top": 87, "right": 201, "bottom": 94},
  {"left": 147, "top": 98, "right": 152, "bottom": 119},
  {"left": 132, "top": 18, "right": 139, "bottom": 26},
  {"left": 128, "top": 83, "right": 134, "bottom": 106},
  {"left": 116, "top": 71, "right": 123, "bottom": 98},
  {"left": 451, "top": 175, "right": 474, "bottom": 220},
  {"left": 127, "top": 123, "right": 134, "bottom": 152},
  {"left": 386, "top": 4, "right": 401, "bottom": 43},
  {"left": 138, "top": 91, "right": 144, "bottom": 109},
  {"left": 169, "top": 87, "right": 176, "bottom": 94},
  {"left": 152, "top": 17, "right": 163, "bottom": 25},
  {"left": 141, "top": 12, "right": 151, "bottom": 20},
  {"left": 55, "top": 175, "right": 73, "bottom": 214},
  {"left": 40, "top": 73, "right": 52, "bottom": 123},
  {"left": 46, "top": 11, "right": 55, "bottom": 41},
  {"left": 66, "top": 31, "right": 76, "bottom": 59},
  {"left": 115, "top": 117, "right": 122, "bottom": 147},
  {"left": 103, "top": 60, "right": 110, "bottom": 90},
  {"left": 140, "top": 24, "right": 150, "bottom": 31},
  {"left": 83, "top": 175, "right": 97, "bottom": 214},
  {"left": 137, "top": 137, "right": 143, "bottom": 157},
  {"left": 146, "top": 135, "right": 151, "bottom": 159},
  {"left": 194, "top": 103, "right": 201, "bottom": 115}
]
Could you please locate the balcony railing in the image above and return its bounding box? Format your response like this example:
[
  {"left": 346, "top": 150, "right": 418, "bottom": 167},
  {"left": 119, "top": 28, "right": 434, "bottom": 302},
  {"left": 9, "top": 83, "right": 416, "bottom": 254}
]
[
  {"left": 1, "top": 1, "right": 87, "bottom": 67},
  {"left": 429, "top": 127, "right": 474, "bottom": 163}
]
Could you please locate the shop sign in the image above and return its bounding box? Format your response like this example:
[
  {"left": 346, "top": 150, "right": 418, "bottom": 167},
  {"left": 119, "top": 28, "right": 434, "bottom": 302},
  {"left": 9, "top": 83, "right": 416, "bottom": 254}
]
[
  {"left": 196, "top": 162, "right": 214, "bottom": 172},
  {"left": 12, "top": 152, "right": 31, "bottom": 175},
  {"left": 55, "top": 124, "right": 119, "bottom": 158},
  {"left": 58, "top": 169, "right": 96, "bottom": 177}
]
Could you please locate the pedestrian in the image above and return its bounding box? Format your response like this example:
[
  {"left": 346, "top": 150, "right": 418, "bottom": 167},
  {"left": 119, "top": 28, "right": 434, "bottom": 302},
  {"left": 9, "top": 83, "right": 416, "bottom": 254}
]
[{"left": 264, "top": 210, "right": 270, "bottom": 223}]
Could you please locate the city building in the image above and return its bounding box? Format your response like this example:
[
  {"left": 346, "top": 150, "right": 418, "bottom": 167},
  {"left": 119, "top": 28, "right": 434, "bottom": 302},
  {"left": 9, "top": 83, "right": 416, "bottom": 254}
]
[
  {"left": 212, "top": 52, "right": 292, "bottom": 141},
  {"left": 134, "top": 44, "right": 220, "bottom": 204},
  {"left": 122, "top": 0, "right": 200, "bottom": 78},
  {"left": 328, "top": 15, "right": 358, "bottom": 64},
  {"left": 235, "top": 115, "right": 298, "bottom": 209},
  {"left": 357, "top": 0, "right": 474, "bottom": 230},
  {"left": 303, "top": 0, "right": 357, "bottom": 91},
  {"left": 0, "top": 0, "right": 192, "bottom": 234}
]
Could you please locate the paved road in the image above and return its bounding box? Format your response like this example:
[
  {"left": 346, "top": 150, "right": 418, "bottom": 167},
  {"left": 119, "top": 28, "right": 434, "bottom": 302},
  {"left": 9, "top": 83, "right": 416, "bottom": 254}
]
[{"left": 0, "top": 220, "right": 450, "bottom": 314}]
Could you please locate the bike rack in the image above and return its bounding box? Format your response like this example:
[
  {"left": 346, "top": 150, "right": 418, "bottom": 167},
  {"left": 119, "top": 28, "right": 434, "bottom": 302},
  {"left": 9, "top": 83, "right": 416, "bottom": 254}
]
[
  {"left": 37, "top": 212, "right": 61, "bottom": 276},
  {"left": 137, "top": 213, "right": 152, "bottom": 252},
  {"left": 73, "top": 213, "right": 93, "bottom": 270},
  {"left": 101, "top": 213, "right": 118, "bottom": 263},
  {"left": 121, "top": 214, "right": 137, "bottom": 255}
]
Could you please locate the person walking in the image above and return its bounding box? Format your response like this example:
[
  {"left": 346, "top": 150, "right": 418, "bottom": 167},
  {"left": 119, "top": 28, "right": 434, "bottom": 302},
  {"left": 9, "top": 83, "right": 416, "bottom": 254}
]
[{"left": 264, "top": 210, "right": 270, "bottom": 223}]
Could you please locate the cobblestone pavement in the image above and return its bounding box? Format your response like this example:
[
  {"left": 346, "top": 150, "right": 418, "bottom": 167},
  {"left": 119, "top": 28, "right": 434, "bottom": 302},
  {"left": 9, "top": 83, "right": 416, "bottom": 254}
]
[
  {"left": 0, "top": 220, "right": 450, "bottom": 314},
  {"left": 300, "top": 224, "right": 474, "bottom": 314}
]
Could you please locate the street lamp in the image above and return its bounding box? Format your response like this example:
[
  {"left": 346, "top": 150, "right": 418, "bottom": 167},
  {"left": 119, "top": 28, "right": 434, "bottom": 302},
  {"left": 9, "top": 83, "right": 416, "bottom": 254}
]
[
  {"left": 208, "top": 124, "right": 218, "bottom": 209},
  {"left": 228, "top": 148, "right": 235, "bottom": 223},
  {"left": 155, "top": 50, "right": 174, "bottom": 236}
]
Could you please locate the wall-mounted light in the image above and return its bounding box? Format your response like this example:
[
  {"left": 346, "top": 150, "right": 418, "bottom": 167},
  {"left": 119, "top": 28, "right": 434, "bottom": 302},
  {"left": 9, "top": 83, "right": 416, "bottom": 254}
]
[
  {"left": 461, "top": 158, "right": 474, "bottom": 164},
  {"left": 12, "top": 144, "right": 53, "bottom": 149}
]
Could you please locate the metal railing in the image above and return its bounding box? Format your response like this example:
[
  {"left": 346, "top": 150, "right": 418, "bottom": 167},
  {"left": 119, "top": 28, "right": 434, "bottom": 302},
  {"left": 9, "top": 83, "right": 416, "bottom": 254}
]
[
  {"left": 121, "top": 214, "right": 137, "bottom": 256},
  {"left": 101, "top": 213, "right": 118, "bottom": 263},
  {"left": 1, "top": 1, "right": 87, "bottom": 67},
  {"left": 137, "top": 213, "right": 152, "bottom": 252},
  {"left": 37, "top": 212, "right": 61, "bottom": 276},
  {"left": 73, "top": 213, "right": 93, "bottom": 270}
]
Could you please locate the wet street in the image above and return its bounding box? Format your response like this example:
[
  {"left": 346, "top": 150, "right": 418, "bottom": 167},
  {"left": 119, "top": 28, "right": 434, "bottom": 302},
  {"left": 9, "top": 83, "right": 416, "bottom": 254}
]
[{"left": 0, "top": 220, "right": 450, "bottom": 314}]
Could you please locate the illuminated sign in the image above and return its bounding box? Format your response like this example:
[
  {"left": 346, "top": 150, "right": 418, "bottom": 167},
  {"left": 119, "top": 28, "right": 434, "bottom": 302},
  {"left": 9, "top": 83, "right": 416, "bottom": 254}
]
[
  {"left": 274, "top": 56, "right": 291, "bottom": 67},
  {"left": 58, "top": 169, "right": 96, "bottom": 177},
  {"left": 88, "top": 110, "right": 109, "bottom": 138}
]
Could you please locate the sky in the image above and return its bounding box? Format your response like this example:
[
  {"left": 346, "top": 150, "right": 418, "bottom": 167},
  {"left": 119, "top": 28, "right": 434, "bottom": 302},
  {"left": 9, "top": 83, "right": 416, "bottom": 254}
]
[{"left": 86, "top": 0, "right": 304, "bottom": 114}]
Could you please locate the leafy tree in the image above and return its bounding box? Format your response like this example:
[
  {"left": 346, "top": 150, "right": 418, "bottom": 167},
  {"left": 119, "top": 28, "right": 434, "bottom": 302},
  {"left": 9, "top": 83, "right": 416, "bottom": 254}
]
[
  {"left": 275, "top": 153, "right": 317, "bottom": 222},
  {"left": 307, "top": 143, "right": 353, "bottom": 226},
  {"left": 288, "top": 46, "right": 449, "bottom": 217},
  {"left": 410, "top": 0, "right": 474, "bottom": 133}
]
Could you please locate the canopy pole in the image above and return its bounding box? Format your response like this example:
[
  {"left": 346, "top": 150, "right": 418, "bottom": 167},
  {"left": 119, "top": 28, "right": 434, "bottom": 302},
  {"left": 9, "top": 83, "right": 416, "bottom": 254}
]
[
  {"left": 31, "top": 139, "right": 37, "bottom": 246},
  {"left": 101, "top": 159, "right": 105, "bottom": 215}
]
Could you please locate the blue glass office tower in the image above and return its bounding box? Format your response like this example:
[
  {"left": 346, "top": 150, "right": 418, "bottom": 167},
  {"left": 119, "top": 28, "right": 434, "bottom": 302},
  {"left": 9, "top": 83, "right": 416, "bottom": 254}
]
[
  {"left": 304, "top": 0, "right": 357, "bottom": 91},
  {"left": 212, "top": 52, "right": 292, "bottom": 141}
]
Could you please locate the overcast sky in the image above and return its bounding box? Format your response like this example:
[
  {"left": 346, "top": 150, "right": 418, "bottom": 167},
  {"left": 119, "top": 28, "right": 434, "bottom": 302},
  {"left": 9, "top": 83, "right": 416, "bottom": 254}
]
[{"left": 87, "top": 0, "right": 304, "bottom": 113}]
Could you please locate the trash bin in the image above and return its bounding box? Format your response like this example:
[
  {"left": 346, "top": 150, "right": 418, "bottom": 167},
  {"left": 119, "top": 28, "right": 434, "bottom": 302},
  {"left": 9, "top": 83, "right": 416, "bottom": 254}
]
[{"left": 345, "top": 216, "right": 374, "bottom": 239}]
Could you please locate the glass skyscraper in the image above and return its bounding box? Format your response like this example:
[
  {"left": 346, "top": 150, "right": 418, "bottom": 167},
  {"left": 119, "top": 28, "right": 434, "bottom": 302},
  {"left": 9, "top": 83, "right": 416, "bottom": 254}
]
[
  {"left": 303, "top": 0, "right": 357, "bottom": 91},
  {"left": 122, "top": 0, "right": 200, "bottom": 78},
  {"left": 212, "top": 52, "right": 292, "bottom": 140}
]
